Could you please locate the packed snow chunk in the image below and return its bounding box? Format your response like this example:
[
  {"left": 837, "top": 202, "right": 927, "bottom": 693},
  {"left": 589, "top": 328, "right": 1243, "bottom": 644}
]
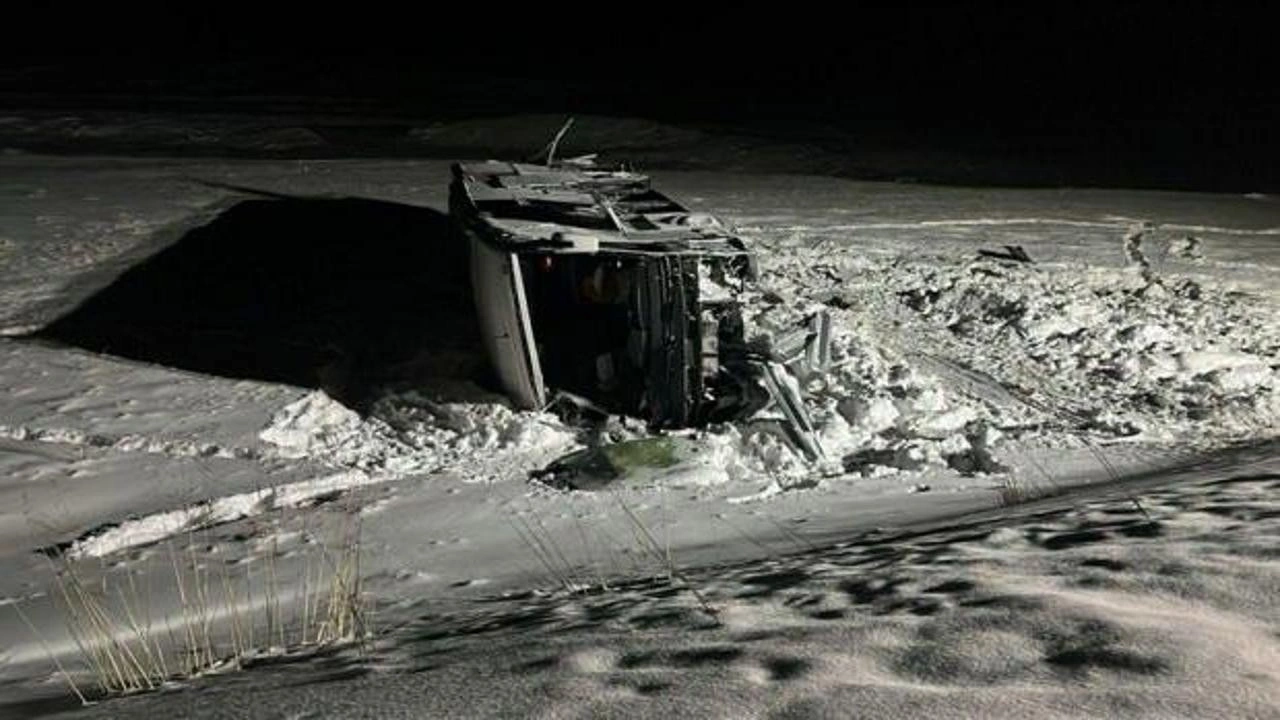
[
  {"left": 665, "top": 430, "right": 742, "bottom": 487},
  {"left": 1117, "top": 322, "right": 1176, "bottom": 349},
  {"left": 942, "top": 423, "right": 1009, "bottom": 475},
  {"left": 813, "top": 402, "right": 860, "bottom": 455},
  {"left": 908, "top": 404, "right": 978, "bottom": 440},
  {"left": 739, "top": 428, "right": 812, "bottom": 483},
  {"left": 1020, "top": 315, "right": 1083, "bottom": 344},
  {"left": 1176, "top": 350, "right": 1269, "bottom": 377},
  {"left": 258, "top": 392, "right": 366, "bottom": 460},
  {"left": 1202, "top": 363, "right": 1275, "bottom": 394},
  {"left": 1137, "top": 352, "right": 1181, "bottom": 380},
  {"left": 836, "top": 395, "right": 900, "bottom": 436},
  {"left": 1019, "top": 296, "right": 1108, "bottom": 345}
]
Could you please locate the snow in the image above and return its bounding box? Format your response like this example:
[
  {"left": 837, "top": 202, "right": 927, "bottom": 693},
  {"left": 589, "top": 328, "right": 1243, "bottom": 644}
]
[
  {"left": 64, "top": 470, "right": 380, "bottom": 559},
  {"left": 258, "top": 390, "right": 579, "bottom": 480},
  {"left": 25, "top": 456, "right": 1280, "bottom": 720},
  {"left": 0, "top": 123, "right": 1276, "bottom": 717}
]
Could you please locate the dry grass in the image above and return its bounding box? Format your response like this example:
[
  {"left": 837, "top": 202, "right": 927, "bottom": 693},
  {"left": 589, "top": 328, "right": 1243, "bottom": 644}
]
[
  {"left": 28, "top": 502, "right": 370, "bottom": 703},
  {"left": 509, "top": 489, "right": 717, "bottom": 615}
]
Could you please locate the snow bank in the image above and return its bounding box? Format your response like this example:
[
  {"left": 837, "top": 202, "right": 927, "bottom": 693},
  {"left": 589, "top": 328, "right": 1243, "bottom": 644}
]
[
  {"left": 720, "top": 226, "right": 1280, "bottom": 480},
  {"left": 258, "top": 390, "right": 579, "bottom": 482},
  {"left": 257, "top": 225, "right": 1277, "bottom": 492}
]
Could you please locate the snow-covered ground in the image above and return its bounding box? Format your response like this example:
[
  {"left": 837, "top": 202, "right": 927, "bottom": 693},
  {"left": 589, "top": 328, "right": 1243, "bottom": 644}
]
[
  {"left": 25, "top": 452, "right": 1280, "bottom": 719},
  {"left": 0, "top": 130, "right": 1277, "bottom": 717}
]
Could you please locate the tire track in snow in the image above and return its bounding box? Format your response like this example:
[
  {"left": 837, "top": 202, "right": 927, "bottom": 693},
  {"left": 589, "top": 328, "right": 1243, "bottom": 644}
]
[{"left": 0, "top": 423, "right": 260, "bottom": 461}]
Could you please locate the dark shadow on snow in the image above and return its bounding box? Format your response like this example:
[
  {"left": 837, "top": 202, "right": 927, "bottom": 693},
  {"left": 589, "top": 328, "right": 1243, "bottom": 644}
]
[
  {"left": 0, "top": 686, "right": 86, "bottom": 720},
  {"left": 34, "top": 194, "right": 485, "bottom": 412}
]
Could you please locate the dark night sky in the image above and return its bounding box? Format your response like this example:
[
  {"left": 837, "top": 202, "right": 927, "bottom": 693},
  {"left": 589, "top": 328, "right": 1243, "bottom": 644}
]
[{"left": 3, "top": 4, "right": 1275, "bottom": 188}]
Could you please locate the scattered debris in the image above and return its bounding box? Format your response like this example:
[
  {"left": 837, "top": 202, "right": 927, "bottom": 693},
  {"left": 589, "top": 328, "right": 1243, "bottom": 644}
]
[
  {"left": 1123, "top": 221, "right": 1157, "bottom": 283},
  {"left": 532, "top": 437, "right": 683, "bottom": 490},
  {"left": 760, "top": 361, "right": 826, "bottom": 461},
  {"left": 1167, "top": 234, "right": 1203, "bottom": 260},
  {"left": 977, "top": 244, "right": 1033, "bottom": 263}
]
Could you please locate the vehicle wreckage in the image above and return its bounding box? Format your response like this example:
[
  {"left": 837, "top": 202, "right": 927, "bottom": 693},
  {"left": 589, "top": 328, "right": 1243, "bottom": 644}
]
[{"left": 449, "top": 141, "right": 830, "bottom": 462}]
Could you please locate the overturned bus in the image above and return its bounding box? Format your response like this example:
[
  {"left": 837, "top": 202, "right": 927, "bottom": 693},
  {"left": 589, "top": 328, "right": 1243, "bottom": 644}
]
[{"left": 449, "top": 159, "right": 827, "bottom": 458}]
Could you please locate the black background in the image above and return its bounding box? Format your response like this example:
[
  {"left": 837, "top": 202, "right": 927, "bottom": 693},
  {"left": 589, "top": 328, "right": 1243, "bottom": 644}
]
[{"left": 3, "top": 4, "right": 1275, "bottom": 190}]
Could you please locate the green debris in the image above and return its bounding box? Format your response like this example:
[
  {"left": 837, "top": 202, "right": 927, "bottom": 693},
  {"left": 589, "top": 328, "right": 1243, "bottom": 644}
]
[
  {"left": 534, "top": 437, "right": 688, "bottom": 490},
  {"left": 601, "top": 437, "right": 680, "bottom": 472}
]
